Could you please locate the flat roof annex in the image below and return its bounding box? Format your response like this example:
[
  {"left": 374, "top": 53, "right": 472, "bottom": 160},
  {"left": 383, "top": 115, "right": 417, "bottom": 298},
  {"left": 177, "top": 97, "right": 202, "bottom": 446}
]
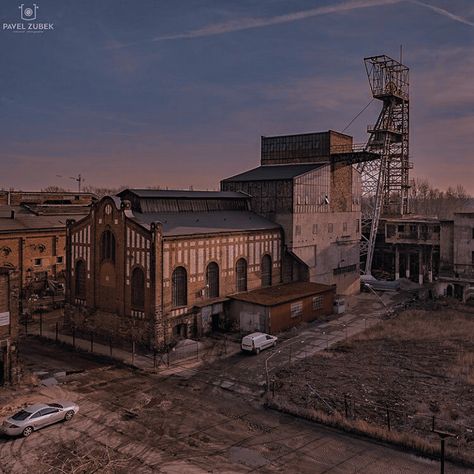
[{"left": 229, "top": 281, "right": 335, "bottom": 306}]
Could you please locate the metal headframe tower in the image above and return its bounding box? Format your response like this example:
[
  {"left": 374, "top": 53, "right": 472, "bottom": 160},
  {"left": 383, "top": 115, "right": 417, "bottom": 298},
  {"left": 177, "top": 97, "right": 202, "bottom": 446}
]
[{"left": 358, "top": 54, "right": 410, "bottom": 274}]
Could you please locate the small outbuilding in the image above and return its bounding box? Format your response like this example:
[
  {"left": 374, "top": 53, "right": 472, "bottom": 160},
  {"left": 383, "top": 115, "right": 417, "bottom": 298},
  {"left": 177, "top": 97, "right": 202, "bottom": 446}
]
[{"left": 228, "top": 281, "right": 335, "bottom": 334}]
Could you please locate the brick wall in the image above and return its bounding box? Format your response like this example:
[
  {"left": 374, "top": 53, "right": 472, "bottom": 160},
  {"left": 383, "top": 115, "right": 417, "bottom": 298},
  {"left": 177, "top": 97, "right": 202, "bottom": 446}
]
[
  {"left": 0, "top": 267, "right": 20, "bottom": 385},
  {"left": 0, "top": 231, "right": 66, "bottom": 288}
]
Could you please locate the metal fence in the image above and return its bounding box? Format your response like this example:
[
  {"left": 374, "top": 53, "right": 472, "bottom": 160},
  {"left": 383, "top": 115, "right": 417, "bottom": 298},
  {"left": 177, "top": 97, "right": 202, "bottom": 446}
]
[
  {"left": 19, "top": 311, "right": 229, "bottom": 371},
  {"left": 268, "top": 381, "right": 473, "bottom": 464}
]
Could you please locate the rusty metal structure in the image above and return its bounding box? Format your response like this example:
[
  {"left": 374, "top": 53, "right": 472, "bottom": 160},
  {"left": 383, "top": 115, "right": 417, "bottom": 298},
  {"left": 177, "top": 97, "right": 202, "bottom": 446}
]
[{"left": 358, "top": 54, "right": 410, "bottom": 274}]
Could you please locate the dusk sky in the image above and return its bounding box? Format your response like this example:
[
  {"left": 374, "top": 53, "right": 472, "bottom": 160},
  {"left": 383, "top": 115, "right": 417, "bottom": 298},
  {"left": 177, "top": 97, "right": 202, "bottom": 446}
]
[{"left": 1, "top": 0, "right": 473, "bottom": 193}]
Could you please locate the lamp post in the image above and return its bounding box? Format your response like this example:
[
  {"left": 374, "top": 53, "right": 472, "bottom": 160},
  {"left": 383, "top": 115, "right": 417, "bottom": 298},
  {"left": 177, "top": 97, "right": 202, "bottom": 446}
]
[{"left": 432, "top": 429, "right": 455, "bottom": 474}]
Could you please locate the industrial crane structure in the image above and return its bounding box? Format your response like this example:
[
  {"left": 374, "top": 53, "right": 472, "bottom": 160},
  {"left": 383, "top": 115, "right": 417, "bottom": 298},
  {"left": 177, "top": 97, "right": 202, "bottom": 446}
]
[{"left": 358, "top": 54, "right": 411, "bottom": 274}]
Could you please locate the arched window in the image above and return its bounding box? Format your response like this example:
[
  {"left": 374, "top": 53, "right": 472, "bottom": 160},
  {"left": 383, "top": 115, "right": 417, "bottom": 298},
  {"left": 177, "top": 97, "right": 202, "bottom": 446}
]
[
  {"left": 206, "top": 262, "right": 219, "bottom": 299},
  {"left": 172, "top": 266, "right": 187, "bottom": 307},
  {"left": 261, "top": 254, "right": 272, "bottom": 287},
  {"left": 236, "top": 258, "right": 247, "bottom": 292},
  {"left": 131, "top": 267, "right": 145, "bottom": 309},
  {"left": 75, "top": 260, "right": 86, "bottom": 299},
  {"left": 100, "top": 230, "right": 116, "bottom": 263}
]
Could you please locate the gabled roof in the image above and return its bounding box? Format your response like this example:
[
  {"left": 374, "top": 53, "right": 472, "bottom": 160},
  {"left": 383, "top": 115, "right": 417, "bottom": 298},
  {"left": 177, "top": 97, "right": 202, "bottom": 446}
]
[
  {"left": 222, "top": 163, "right": 326, "bottom": 182},
  {"left": 118, "top": 189, "right": 248, "bottom": 199}
]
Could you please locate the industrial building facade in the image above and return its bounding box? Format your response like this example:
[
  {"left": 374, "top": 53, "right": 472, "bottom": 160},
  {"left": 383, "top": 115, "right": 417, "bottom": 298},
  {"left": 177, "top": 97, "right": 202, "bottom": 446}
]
[
  {"left": 438, "top": 212, "right": 474, "bottom": 302},
  {"left": 222, "top": 130, "right": 362, "bottom": 295},
  {"left": 65, "top": 191, "right": 283, "bottom": 347},
  {"left": 0, "top": 266, "right": 20, "bottom": 385},
  {"left": 0, "top": 191, "right": 95, "bottom": 301},
  {"left": 65, "top": 130, "right": 363, "bottom": 348}
]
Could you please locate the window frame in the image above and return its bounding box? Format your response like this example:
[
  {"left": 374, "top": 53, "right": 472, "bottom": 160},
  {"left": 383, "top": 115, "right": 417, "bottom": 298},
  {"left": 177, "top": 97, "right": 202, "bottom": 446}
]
[
  {"left": 171, "top": 266, "right": 188, "bottom": 308},
  {"left": 75, "top": 259, "right": 86, "bottom": 299},
  {"left": 235, "top": 258, "right": 248, "bottom": 292},
  {"left": 290, "top": 301, "right": 303, "bottom": 319},
  {"left": 206, "top": 262, "right": 220, "bottom": 299},
  {"left": 131, "top": 266, "right": 145, "bottom": 310},
  {"left": 100, "top": 229, "right": 116, "bottom": 263},
  {"left": 261, "top": 254, "right": 272, "bottom": 287},
  {"left": 312, "top": 295, "right": 323, "bottom": 310}
]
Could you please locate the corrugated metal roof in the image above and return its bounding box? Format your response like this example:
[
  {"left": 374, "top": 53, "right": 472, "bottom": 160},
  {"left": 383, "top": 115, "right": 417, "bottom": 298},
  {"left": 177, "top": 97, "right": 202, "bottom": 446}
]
[
  {"left": 132, "top": 211, "right": 280, "bottom": 236},
  {"left": 229, "top": 281, "right": 335, "bottom": 306},
  {"left": 222, "top": 163, "right": 326, "bottom": 182},
  {"left": 118, "top": 189, "right": 248, "bottom": 199}
]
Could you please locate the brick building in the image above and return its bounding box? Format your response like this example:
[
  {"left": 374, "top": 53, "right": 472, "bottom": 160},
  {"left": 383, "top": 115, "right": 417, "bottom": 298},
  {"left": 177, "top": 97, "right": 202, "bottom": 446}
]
[
  {"left": 228, "top": 282, "right": 335, "bottom": 334},
  {"left": 0, "top": 191, "right": 96, "bottom": 300},
  {"left": 0, "top": 266, "right": 20, "bottom": 385},
  {"left": 65, "top": 191, "right": 282, "bottom": 347},
  {"left": 65, "top": 130, "right": 363, "bottom": 348}
]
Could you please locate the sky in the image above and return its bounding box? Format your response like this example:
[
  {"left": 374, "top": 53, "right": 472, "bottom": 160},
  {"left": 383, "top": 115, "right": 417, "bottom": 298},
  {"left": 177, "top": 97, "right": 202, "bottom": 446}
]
[{"left": 0, "top": 0, "right": 473, "bottom": 193}]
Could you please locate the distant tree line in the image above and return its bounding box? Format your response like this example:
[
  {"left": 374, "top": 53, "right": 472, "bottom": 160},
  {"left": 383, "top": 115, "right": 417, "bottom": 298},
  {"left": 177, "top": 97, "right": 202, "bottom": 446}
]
[{"left": 409, "top": 178, "right": 473, "bottom": 219}]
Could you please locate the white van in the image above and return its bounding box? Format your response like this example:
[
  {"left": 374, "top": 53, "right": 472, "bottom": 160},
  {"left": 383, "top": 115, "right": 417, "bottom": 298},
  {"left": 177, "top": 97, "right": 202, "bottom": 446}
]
[{"left": 241, "top": 332, "right": 278, "bottom": 354}]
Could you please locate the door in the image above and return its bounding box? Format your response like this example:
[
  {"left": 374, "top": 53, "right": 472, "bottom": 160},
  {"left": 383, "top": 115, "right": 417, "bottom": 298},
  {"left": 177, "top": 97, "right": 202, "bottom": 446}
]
[
  {"left": 38, "top": 408, "right": 61, "bottom": 427},
  {"left": 263, "top": 335, "right": 274, "bottom": 349},
  {"left": 211, "top": 314, "right": 220, "bottom": 331}
]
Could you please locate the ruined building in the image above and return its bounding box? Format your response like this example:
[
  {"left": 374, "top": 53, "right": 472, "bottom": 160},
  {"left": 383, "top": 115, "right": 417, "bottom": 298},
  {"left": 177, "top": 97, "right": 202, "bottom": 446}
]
[
  {"left": 0, "top": 191, "right": 96, "bottom": 301},
  {"left": 438, "top": 212, "right": 474, "bottom": 302}
]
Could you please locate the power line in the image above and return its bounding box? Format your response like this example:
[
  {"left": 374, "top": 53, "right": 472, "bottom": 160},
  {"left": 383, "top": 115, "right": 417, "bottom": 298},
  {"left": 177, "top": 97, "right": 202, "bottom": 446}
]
[{"left": 342, "top": 99, "right": 374, "bottom": 133}]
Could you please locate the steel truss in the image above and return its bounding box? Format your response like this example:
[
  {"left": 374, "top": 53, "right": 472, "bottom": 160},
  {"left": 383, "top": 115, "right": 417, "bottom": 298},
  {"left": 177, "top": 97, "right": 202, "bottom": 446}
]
[{"left": 358, "top": 55, "right": 410, "bottom": 274}]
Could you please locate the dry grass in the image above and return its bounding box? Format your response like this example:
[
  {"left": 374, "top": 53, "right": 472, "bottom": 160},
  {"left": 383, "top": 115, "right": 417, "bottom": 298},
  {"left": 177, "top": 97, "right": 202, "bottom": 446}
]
[
  {"left": 454, "top": 351, "right": 474, "bottom": 385},
  {"left": 273, "top": 307, "right": 474, "bottom": 464},
  {"left": 267, "top": 397, "right": 473, "bottom": 467}
]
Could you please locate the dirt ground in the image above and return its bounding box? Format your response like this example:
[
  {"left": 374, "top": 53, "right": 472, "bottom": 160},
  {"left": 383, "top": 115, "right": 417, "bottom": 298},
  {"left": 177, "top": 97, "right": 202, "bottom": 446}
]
[
  {"left": 1, "top": 338, "right": 468, "bottom": 473},
  {"left": 274, "top": 304, "right": 474, "bottom": 464}
]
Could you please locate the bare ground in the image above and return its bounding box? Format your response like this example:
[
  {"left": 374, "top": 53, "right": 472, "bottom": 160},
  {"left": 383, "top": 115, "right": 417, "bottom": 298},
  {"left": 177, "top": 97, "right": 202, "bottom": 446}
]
[{"left": 273, "top": 305, "right": 474, "bottom": 464}]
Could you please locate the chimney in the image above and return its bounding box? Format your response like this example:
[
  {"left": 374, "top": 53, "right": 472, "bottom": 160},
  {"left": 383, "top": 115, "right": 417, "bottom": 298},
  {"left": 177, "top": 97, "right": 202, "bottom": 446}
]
[{"left": 10, "top": 210, "right": 15, "bottom": 219}]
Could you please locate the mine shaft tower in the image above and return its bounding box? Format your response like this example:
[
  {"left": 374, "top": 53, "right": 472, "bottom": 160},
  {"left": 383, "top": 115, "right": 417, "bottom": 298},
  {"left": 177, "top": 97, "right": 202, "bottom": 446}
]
[{"left": 358, "top": 54, "right": 410, "bottom": 274}]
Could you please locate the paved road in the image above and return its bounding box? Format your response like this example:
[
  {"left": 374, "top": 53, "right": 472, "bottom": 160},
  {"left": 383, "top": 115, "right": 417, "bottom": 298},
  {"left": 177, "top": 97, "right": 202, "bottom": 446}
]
[
  {"left": 169, "top": 291, "right": 402, "bottom": 395},
  {"left": 1, "top": 339, "right": 470, "bottom": 473}
]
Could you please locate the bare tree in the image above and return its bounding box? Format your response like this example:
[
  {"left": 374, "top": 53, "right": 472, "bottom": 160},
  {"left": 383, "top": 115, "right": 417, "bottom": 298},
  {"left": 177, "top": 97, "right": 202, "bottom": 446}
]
[{"left": 410, "top": 178, "right": 472, "bottom": 219}]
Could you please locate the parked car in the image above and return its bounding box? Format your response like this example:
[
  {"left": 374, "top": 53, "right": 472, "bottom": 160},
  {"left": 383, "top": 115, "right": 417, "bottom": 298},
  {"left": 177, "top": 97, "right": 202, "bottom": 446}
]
[
  {"left": 241, "top": 332, "right": 277, "bottom": 354},
  {"left": 1, "top": 401, "right": 79, "bottom": 437}
]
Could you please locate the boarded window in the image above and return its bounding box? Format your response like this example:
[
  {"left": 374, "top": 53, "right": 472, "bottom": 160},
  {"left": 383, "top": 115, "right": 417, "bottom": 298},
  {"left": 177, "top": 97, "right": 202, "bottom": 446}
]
[
  {"left": 172, "top": 266, "right": 187, "bottom": 307},
  {"left": 131, "top": 267, "right": 145, "bottom": 309},
  {"left": 261, "top": 254, "right": 272, "bottom": 287},
  {"left": 290, "top": 301, "right": 303, "bottom": 319},
  {"left": 236, "top": 258, "right": 247, "bottom": 292},
  {"left": 312, "top": 296, "right": 323, "bottom": 310},
  {"left": 75, "top": 260, "right": 86, "bottom": 299},
  {"left": 100, "top": 230, "right": 116, "bottom": 263},
  {"left": 206, "top": 262, "right": 219, "bottom": 299}
]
